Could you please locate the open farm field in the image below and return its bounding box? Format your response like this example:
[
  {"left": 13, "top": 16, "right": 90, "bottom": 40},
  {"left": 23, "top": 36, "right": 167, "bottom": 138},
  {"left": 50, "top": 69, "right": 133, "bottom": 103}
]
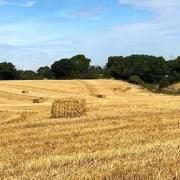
[
  {"left": 165, "top": 83, "right": 180, "bottom": 94},
  {"left": 0, "top": 79, "right": 179, "bottom": 179}
]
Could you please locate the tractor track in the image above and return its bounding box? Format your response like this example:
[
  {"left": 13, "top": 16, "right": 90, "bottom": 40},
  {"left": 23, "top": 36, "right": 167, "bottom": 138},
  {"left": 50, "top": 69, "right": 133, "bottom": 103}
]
[{"left": 79, "top": 80, "right": 99, "bottom": 97}]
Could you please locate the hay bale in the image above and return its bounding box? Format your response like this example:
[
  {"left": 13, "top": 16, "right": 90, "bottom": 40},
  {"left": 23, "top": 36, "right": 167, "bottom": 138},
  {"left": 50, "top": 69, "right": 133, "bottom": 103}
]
[
  {"left": 33, "top": 98, "right": 44, "bottom": 104},
  {"left": 22, "top": 90, "right": 29, "bottom": 94},
  {"left": 51, "top": 98, "right": 86, "bottom": 118},
  {"left": 40, "top": 97, "right": 45, "bottom": 101},
  {"left": 39, "top": 97, "right": 48, "bottom": 102},
  {"left": 96, "top": 94, "right": 106, "bottom": 98}
]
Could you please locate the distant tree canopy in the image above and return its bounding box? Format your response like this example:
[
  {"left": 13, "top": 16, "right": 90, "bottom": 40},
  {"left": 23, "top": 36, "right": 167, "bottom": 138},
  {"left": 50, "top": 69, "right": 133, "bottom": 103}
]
[
  {"left": 105, "top": 55, "right": 167, "bottom": 83},
  {"left": 0, "top": 54, "right": 179, "bottom": 89},
  {"left": 17, "top": 70, "right": 41, "bottom": 80},
  {"left": 0, "top": 62, "right": 18, "bottom": 80},
  {"left": 51, "top": 54, "right": 93, "bottom": 79},
  {"left": 37, "top": 66, "right": 52, "bottom": 79},
  {"left": 105, "top": 55, "right": 180, "bottom": 87},
  {"left": 51, "top": 58, "right": 74, "bottom": 79},
  {"left": 167, "top": 57, "right": 180, "bottom": 73},
  {"left": 70, "top": 54, "right": 91, "bottom": 74}
]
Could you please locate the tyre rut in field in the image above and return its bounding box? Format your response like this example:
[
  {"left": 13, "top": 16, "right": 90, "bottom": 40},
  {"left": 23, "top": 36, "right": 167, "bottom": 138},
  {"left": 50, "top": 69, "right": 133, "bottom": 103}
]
[
  {"left": 104, "top": 80, "right": 133, "bottom": 95},
  {"left": 79, "top": 80, "right": 99, "bottom": 97},
  {"left": 1, "top": 82, "right": 64, "bottom": 94},
  {"left": 0, "top": 90, "right": 41, "bottom": 101}
]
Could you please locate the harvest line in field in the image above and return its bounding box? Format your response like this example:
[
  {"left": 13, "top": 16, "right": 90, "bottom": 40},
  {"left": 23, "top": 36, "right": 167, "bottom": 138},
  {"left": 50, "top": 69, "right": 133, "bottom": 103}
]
[
  {"left": 0, "top": 90, "right": 38, "bottom": 100},
  {"left": 79, "top": 80, "right": 99, "bottom": 97}
]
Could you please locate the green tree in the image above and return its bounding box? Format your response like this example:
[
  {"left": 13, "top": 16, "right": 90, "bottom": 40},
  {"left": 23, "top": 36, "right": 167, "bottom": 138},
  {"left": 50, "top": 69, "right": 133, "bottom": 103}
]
[
  {"left": 105, "top": 56, "right": 124, "bottom": 79},
  {"left": 168, "top": 57, "right": 180, "bottom": 73},
  {"left": 18, "top": 70, "right": 41, "bottom": 80},
  {"left": 120, "top": 55, "right": 166, "bottom": 83},
  {"left": 80, "top": 66, "right": 103, "bottom": 79},
  {"left": 0, "top": 62, "right": 18, "bottom": 80},
  {"left": 51, "top": 59, "right": 73, "bottom": 79},
  {"left": 129, "top": 75, "right": 144, "bottom": 85},
  {"left": 51, "top": 54, "right": 91, "bottom": 79},
  {"left": 37, "top": 66, "right": 52, "bottom": 79},
  {"left": 105, "top": 55, "right": 167, "bottom": 83},
  {"left": 70, "top": 54, "right": 91, "bottom": 74}
]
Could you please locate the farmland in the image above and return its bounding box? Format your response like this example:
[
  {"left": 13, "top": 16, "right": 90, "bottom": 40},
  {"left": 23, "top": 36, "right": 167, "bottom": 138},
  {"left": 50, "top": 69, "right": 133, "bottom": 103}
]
[{"left": 0, "top": 79, "right": 179, "bottom": 179}]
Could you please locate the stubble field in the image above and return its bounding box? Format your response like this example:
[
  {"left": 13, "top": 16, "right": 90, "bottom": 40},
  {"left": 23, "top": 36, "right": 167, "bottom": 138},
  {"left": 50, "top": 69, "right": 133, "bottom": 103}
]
[{"left": 0, "top": 79, "right": 179, "bottom": 179}]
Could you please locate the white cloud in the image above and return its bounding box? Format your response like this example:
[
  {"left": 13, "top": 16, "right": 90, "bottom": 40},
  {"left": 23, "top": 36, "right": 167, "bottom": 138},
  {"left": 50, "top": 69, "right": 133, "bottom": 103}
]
[
  {"left": 0, "top": 21, "right": 82, "bottom": 69},
  {"left": 1, "top": 0, "right": 180, "bottom": 68},
  {"left": 118, "top": 0, "right": 180, "bottom": 10},
  {"left": 74, "top": 0, "right": 180, "bottom": 65},
  {"left": 118, "top": 0, "right": 180, "bottom": 17},
  {"left": 56, "top": 10, "right": 99, "bottom": 19},
  {"left": 117, "top": 0, "right": 180, "bottom": 32},
  {"left": 0, "top": 0, "right": 37, "bottom": 8},
  {"left": 0, "top": 0, "right": 9, "bottom": 6},
  {"left": 55, "top": 6, "right": 107, "bottom": 20},
  {"left": 22, "top": 1, "right": 37, "bottom": 8}
]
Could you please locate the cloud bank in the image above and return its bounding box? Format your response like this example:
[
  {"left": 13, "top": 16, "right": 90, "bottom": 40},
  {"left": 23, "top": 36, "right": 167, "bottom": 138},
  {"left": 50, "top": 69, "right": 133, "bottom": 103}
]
[
  {"left": 0, "top": 0, "right": 180, "bottom": 69},
  {"left": 0, "top": 0, "right": 37, "bottom": 8}
]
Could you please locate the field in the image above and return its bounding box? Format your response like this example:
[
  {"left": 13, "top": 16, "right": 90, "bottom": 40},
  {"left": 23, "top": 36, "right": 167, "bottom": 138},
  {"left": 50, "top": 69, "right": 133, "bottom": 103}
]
[
  {"left": 165, "top": 83, "right": 180, "bottom": 94},
  {"left": 0, "top": 79, "right": 179, "bottom": 179}
]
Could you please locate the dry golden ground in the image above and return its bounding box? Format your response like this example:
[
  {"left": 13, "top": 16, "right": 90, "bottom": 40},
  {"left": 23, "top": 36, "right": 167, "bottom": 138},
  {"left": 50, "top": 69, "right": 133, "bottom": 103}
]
[
  {"left": 166, "top": 83, "right": 180, "bottom": 92},
  {"left": 0, "top": 79, "right": 179, "bottom": 179}
]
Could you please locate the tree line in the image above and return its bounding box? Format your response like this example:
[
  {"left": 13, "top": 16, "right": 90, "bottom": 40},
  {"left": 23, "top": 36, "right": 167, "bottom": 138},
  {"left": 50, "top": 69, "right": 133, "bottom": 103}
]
[
  {"left": 0, "top": 54, "right": 103, "bottom": 80},
  {"left": 105, "top": 55, "right": 180, "bottom": 89},
  {"left": 0, "top": 54, "right": 180, "bottom": 89}
]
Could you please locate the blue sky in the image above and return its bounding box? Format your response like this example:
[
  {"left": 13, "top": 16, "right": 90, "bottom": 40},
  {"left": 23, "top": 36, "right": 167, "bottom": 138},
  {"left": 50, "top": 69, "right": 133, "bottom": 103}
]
[{"left": 0, "top": 0, "right": 180, "bottom": 70}]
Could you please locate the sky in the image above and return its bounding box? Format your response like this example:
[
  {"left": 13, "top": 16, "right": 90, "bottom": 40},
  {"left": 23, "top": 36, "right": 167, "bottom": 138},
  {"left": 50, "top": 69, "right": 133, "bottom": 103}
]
[{"left": 0, "top": 0, "right": 180, "bottom": 70}]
